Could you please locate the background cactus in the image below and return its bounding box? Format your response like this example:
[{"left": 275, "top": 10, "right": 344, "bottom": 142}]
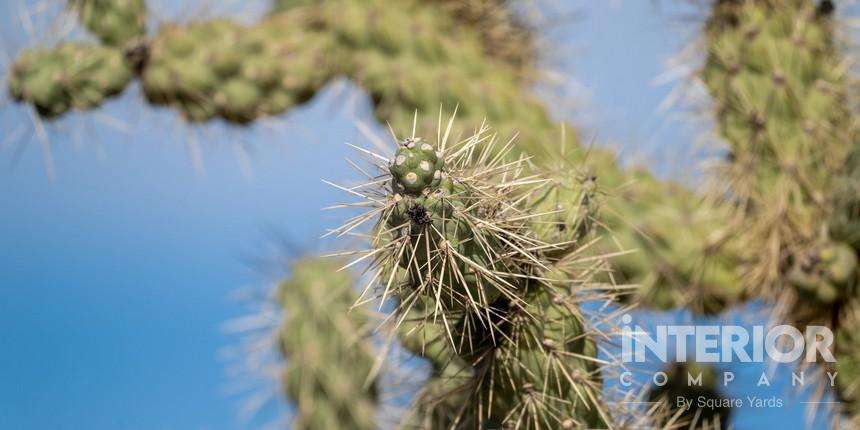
[
  {"left": 69, "top": 0, "right": 148, "bottom": 47},
  {"left": 276, "top": 258, "right": 379, "bottom": 430},
  {"left": 701, "top": 0, "right": 860, "bottom": 423},
  {"left": 8, "top": 43, "right": 131, "bottom": 118}
]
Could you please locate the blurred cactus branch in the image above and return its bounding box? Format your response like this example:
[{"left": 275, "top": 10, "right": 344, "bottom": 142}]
[
  {"left": 701, "top": 0, "right": 860, "bottom": 422},
  {"left": 276, "top": 258, "right": 379, "bottom": 429}
]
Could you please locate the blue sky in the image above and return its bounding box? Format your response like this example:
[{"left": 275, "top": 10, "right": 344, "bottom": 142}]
[{"left": 0, "top": 1, "right": 842, "bottom": 429}]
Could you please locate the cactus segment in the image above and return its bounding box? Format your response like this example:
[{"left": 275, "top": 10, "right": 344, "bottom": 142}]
[
  {"left": 272, "top": 0, "right": 535, "bottom": 73},
  {"left": 276, "top": 258, "right": 378, "bottom": 430},
  {"left": 702, "top": 0, "right": 860, "bottom": 420},
  {"left": 703, "top": 0, "right": 856, "bottom": 301},
  {"left": 7, "top": 43, "right": 131, "bottom": 118},
  {"left": 70, "top": 0, "right": 148, "bottom": 47},
  {"left": 142, "top": 18, "right": 340, "bottom": 123}
]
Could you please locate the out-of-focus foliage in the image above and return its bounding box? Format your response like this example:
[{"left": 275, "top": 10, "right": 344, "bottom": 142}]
[
  {"left": 8, "top": 43, "right": 131, "bottom": 118},
  {"left": 702, "top": 0, "right": 860, "bottom": 422},
  {"left": 276, "top": 258, "right": 378, "bottom": 430},
  {"left": 7, "top": 0, "right": 729, "bottom": 315}
]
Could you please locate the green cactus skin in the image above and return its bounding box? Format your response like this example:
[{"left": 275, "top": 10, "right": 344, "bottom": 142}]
[
  {"left": 398, "top": 304, "right": 473, "bottom": 429},
  {"left": 70, "top": 0, "right": 148, "bottom": 47},
  {"left": 7, "top": 43, "right": 131, "bottom": 118},
  {"left": 613, "top": 187, "right": 741, "bottom": 315},
  {"left": 276, "top": 258, "right": 378, "bottom": 430},
  {"left": 648, "top": 362, "right": 732, "bottom": 430},
  {"left": 271, "top": 0, "right": 535, "bottom": 75}
]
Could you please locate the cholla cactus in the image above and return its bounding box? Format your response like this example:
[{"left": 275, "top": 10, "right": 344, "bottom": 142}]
[
  {"left": 7, "top": 43, "right": 131, "bottom": 117},
  {"left": 701, "top": 0, "right": 860, "bottom": 421},
  {"left": 141, "top": 17, "right": 340, "bottom": 123},
  {"left": 329, "top": 116, "right": 614, "bottom": 429},
  {"left": 703, "top": 0, "right": 857, "bottom": 304},
  {"left": 276, "top": 258, "right": 379, "bottom": 430},
  {"left": 612, "top": 182, "right": 740, "bottom": 315}
]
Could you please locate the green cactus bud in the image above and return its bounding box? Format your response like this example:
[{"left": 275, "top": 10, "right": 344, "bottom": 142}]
[{"left": 389, "top": 137, "right": 444, "bottom": 196}]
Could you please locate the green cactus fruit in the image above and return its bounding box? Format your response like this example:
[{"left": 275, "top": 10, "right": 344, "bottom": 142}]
[{"left": 389, "top": 137, "right": 444, "bottom": 196}]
